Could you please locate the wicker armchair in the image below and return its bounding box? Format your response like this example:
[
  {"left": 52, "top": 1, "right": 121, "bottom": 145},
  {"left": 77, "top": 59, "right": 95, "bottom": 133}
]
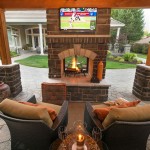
[
  {"left": 84, "top": 102, "right": 150, "bottom": 150},
  {"left": 0, "top": 95, "right": 68, "bottom": 150}
]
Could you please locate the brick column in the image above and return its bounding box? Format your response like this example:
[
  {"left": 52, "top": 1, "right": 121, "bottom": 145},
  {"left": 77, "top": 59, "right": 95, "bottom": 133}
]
[
  {"left": 133, "top": 64, "right": 150, "bottom": 101},
  {"left": 0, "top": 64, "right": 22, "bottom": 97}
]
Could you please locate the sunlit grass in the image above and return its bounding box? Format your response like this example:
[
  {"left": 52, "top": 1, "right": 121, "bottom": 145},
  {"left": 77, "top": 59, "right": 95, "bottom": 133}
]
[
  {"left": 106, "top": 60, "right": 136, "bottom": 69},
  {"left": 15, "top": 55, "right": 48, "bottom": 68},
  {"left": 15, "top": 55, "right": 137, "bottom": 69}
]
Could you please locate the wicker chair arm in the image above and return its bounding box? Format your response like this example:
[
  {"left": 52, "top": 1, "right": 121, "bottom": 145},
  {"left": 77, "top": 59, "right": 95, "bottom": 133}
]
[
  {"left": 84, "top": 102, "right": 103, "bottom": 135},
  {"left": 0, "top": 111, "right": 54, "bottom": 150},
  {"left": 27, "top": 95, "right": 37, "bottom": 103},
  {"left": 50, "top": 100, "right": 68, "bottom": 141},
  {"left": 52, "top": 100, "right": 68, "bottom": 129},
  {"left": 0, "top": 96, "right": 68, "bottom": 150}
]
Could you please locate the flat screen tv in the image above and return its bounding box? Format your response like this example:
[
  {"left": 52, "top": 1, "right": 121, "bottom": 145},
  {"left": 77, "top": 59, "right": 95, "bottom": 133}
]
[{"left": 60, "top": 8, "right": 97, "bottom": 30}]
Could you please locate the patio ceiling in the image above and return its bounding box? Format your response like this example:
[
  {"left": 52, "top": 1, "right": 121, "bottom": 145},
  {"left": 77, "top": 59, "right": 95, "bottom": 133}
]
[
  {"left": 5, "top": 10, "right": 47, "bottom": 25},
  {"left": 0, "top": 0, "right": 150, "bottom": 9},
  {"left": 5, "top": 10, "right": 125, "bottom": 28}
]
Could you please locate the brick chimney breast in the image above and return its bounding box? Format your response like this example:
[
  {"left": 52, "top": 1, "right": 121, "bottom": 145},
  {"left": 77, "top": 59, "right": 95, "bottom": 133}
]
[{"left": 47, "top": 8, "right": 111, "bottom": 81}]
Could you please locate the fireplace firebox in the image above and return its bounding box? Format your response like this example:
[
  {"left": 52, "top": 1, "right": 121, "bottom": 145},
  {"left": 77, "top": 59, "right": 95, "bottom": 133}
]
[{"left": 64, "top": 55, "right": 89, "bottom": 76}]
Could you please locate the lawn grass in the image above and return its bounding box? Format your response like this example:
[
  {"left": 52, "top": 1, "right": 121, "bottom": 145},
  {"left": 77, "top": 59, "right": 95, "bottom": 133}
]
[
  {"left": 15, "top": 55, "right": 48, "bottom": 68},
  {"left": 15, "top": 55, "right": 137, "bottom": 69},
  {"left": 106, "top": 60, "right": 136, "bottom": 69},
  {"left": 132, "top": 53, "right": 147, "bottom": 59}
]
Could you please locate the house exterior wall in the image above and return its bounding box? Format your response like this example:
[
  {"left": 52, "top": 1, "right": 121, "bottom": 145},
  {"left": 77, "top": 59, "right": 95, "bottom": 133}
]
[{"left": 6, "top": 24, "right": 47, "bottom": 51}]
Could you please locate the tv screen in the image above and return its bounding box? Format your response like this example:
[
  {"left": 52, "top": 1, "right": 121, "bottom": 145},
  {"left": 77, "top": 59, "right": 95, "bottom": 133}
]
[{"left": 60, "top": 8, "right": 97, "bottom": 30}]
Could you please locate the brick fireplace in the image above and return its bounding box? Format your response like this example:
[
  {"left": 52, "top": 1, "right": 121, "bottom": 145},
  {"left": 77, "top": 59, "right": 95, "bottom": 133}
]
[{"left": 45, "top": 8, "right": 111, "bottom": 102}]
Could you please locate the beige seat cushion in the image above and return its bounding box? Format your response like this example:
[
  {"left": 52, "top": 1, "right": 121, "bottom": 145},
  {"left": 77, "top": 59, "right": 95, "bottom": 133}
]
[
  {"left": 103, "top": 97, "right": 129, "bottom": 106},
  {"left": 0, "top": 99, "right": 53, "bottom": 127},
  {"left": 103, "top": 98, "right": 141, "bottom": 106},
  {"left": 93, "top": 100, "right": 141, "bottom": 122},
  {"left": 37, "top": 102, "right": 61, "bottom": 115},
  {"left": 102, "top": 104, "right": 150, "bottom": 128},
  {"left": 92, "top": 103, "right": 109, "bottom": 109},
  {"left": 19, "top": 101, "right": 60, "bottom": 121},
  {"left": 94, "top": 105, "right": 128, "bottom": 122}
]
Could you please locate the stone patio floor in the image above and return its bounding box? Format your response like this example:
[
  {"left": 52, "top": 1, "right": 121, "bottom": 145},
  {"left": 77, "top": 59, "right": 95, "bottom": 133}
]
[{"left": 0, "top": 52, "right": 150, "bottom": 149}]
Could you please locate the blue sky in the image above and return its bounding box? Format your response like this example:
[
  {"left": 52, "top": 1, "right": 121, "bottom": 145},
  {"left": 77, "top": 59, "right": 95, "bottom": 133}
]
[{"left": 144, "top": 9, "right": 150, "bottom": 32}]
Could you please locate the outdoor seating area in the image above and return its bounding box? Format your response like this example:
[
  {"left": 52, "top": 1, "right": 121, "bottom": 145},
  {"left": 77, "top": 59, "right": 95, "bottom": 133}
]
[
  {"left": 84, "top": 101, "right": 150, "bottom": 150},
  {"left": 1, "top": 0, "right": 150, "bottom": 149},
  {"left": 1, "top": 94, "right": 150, "bottom": 149},
  {"left": 1, "top": 54, "right": 150, "bottom": 150},
  {"left": 0, "top": 95, "right": 68, "bottom": 150}
]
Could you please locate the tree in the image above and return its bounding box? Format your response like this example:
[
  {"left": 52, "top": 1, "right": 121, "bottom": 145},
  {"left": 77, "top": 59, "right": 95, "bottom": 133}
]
[{"left": 111, "top": 9, "right": 144, "bottom": 43}]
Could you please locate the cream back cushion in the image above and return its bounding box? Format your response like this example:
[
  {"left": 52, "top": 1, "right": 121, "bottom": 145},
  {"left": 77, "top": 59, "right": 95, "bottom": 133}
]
[
  {"left": 92, "top": 103, "right": 109, "bottom": 109},
  {"left": 102, "top": 104, "right": 150, "bottom": 128},
  {"left": 37, "top": 102, "right": 61, "bottom": 115},
  {"left": 0, "top": 99, "right": 53, "bottom": 127}
]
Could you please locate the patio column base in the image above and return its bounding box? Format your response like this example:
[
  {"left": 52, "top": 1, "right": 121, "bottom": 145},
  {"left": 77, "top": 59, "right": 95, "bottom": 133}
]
[
  {"left": 133, "top": 64, "right": 150, "bottom": 101},
  {"left": 0, "top": 63, "right": 22, "bottom": 97}
]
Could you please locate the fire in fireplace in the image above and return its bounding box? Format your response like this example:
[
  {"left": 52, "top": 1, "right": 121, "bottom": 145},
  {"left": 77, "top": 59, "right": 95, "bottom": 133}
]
[
  {"left": 71, "top": 55, "right": 79, "bottom": 71},
  {"left": 64, "top": 55, "right": 89, "bottom": 76}
]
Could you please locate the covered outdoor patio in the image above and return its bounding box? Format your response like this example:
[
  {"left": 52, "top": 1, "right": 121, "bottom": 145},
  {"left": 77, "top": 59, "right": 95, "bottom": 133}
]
[{"left": 1, "top": 0, "right": 150, "bottom": 150}]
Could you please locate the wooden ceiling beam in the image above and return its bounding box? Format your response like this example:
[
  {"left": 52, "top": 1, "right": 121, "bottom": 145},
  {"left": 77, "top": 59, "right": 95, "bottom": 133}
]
[{"left": 0, "top": 0, "right": 150, "bottom": 9}]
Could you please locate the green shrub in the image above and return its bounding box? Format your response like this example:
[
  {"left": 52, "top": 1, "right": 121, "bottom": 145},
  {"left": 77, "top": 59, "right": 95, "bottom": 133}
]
[
  {"left": 142, "top": 45, "right": 149, "bottom": 54},
  {"left": 123, "top": 53, "right": 137, "bottom": 61},
  {"left": 131, "top": 44, "right": 143, "bottom": 53},
  {"left": 107, "top": 50, "right": 112, "bottom": 56},
  {"left": 131, "top": 43, "right": 149, "bottom": 54},
  {"left": 107, "top": 55, "right": 114, "bottom": 60},
  {"left": 119, "top": 58, "right": 125, "bottom": 62},
  {"left": 114, "top": 56, "right": 122, "bottom": 61},
  {"left": 22, "top": 44, "right": 32, "bottom": 50},
  {"left": 132, "top": 57, "right": 138, "bottom": 63},
  {"left": 10, "top": 51, "right": 19, "bottom": 57},
  {"left": 128, "top": 58, "right": 133, "bottom": 63},
  {"left": 137, "top": 60, "right": 143, "bottom": 64}
]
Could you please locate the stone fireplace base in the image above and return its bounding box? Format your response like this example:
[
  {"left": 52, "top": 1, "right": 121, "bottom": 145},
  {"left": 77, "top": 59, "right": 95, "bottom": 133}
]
[{"left": 45, "top": 76, "right": 110, "bottom": 102}]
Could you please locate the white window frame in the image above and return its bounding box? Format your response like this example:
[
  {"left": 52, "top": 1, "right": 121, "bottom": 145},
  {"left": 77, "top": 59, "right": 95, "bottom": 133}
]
[
  {"left": 25, "top": 27, "right": 47, "bottom": 50},
  {"left": 7, "top": 26, "right": 21, "bottom": 49}
]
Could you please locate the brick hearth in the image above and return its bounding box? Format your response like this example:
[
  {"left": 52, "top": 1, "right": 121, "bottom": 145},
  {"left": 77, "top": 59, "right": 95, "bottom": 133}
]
[{"left": 45, "top": 77, "right": 110, "bottom": 102}]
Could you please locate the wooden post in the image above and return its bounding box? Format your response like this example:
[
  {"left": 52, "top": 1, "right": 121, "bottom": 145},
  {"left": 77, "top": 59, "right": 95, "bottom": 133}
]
[
  {"left": 146, "top": 44, "right": 150, "bottom": 66},
  {"left": 0, "top": 9, "right": 11, "bottom": 65}
]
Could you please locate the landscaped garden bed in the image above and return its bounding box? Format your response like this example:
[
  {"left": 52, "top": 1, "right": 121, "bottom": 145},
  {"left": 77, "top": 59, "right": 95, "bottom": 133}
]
[{"left": 107, "top": 51, "right": 144, "bottom": 64}]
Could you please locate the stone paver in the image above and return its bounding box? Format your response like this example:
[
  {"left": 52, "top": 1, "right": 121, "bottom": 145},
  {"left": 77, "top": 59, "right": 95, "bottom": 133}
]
[
  {"left": 0, "top": 125, "right": 10, "bottom": 143},
  {"left": 106, "top": 69, "right": 139, "bottom": 101},
  {"left": 0, "top": 53, "right": 150, "bottom": 149},
  {"left": 0, "top": 141, "right": 11, "bottom": 150}
]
